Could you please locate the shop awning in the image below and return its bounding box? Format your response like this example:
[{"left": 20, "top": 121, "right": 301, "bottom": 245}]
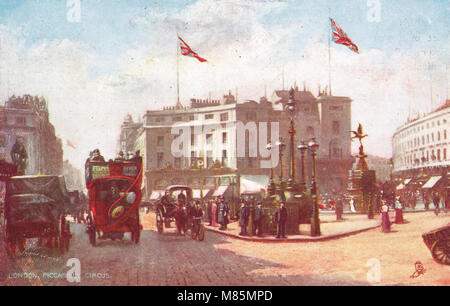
[
  {"left": 212, "top": 186, "right": 228, "bottom": 197},
  {"left": 396, "top": 178, "right": 412, "bottom": 190},
  {"left": 240, "top": 177, "right": 267, "bottom": 195},
  {"left": 192, "top": 189, "right": 210, "bottom": 199},
  {"left": 422, "top": 176, "right": 442, "bottom": 189},
  {"left": 149, "top": 190, "right": 164, "bottom": 200}
]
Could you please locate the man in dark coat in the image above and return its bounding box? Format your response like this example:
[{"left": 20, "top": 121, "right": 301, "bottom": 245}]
[
  {"left": 207, "top": 200, "right": 213, "bottom": 225},
  {"left": 335, "top": 198, "right": 344, "bottom": 221},
  {"left": 274, "top": 202, "right": 288, "bottom": 238},
  {"left": 238, "top": 202, "right": 249, "bottom": 235},
  {"left": 218, "top": 198, "right": 229, "bottom": 230},
  {"left": 10, "top": 137, "right": 28, "bottom": 175},
  {"left": 254, "top": 202, "right": 264, "bottom": 236}
]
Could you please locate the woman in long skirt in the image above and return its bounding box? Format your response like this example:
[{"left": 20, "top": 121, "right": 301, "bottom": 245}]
[
  {"left": 381, "top": 201, "right": 391, "bottom": 233},
  {"left": 211, "top": 200, "right": 218, "bottom": 227},
  {"left": 394, "top": 197, "right": 404, "bottom": 224}
]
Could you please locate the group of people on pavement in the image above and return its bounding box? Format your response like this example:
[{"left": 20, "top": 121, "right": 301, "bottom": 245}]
[
  {"left": 381, "top": 196, "right": 406, "bottom": 233},
  {"left": 238, "top": 200, "right": 264, "bottom": 237},
  {"left": 206, "top": 196, "right": 230, "bottom": 230},
  {"left": 237, "top": 200, "right": 288, "bottom": 239}
]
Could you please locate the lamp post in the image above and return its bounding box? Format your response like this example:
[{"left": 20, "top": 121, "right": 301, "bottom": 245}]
[
  {"left": 286, "top": 88, "right": 297, "bottom": 192},
  {"left": 297, "top": 141, "right": 308, "bottom": 192},
  {"left": 308, "top": 138, "right": 321, "bottom": 237},
  {"left": 266, "top": 143, "right": 276, "bottom": 196},
  {"left": 276, "top": 138, "right": 286, "bottom": 192}
]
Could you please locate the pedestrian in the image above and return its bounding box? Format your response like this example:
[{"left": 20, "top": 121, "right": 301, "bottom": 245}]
[
  {"left": 222, "top": 197, "right": 230, "bottom": 230},
  {"left": 335, "top": 198, "right": 344, "bottom": 221},
  {"left": 238, "top": 202, "right": 249, "bottom": 235},
  {"left": 433, "top": 192, "right": 440, "bottom": 215},
  {"left": 218, "top": 200, "right": 226, "bottom": 230},
  {"left": 381, "top": 200, "right": 391, "bottom": 233},
  {"left": 175, "top": 203, "right": 187, "bottom": 235},
  {"left": 349, "top": 197, "right": 356, "bottom": 213},
  {"left": 394, "top": 197, "right": 404, "bottom": 224},
  {"left": 211, "top": 199, "right": 218, "bottom": 227},
  {"left": 207, "top": 199, "right": 213, "bottom": 225},
  {"left": 274, "top": 202, "right": 288, "bottom": 238},
  {"left": 424, "top": 194, "right": 430, "bottom": 210},
  {"left": 254, "top": 201, "right": 264, "bottom": 236}
]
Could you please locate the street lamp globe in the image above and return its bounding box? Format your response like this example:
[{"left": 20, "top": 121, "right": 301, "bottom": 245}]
[
  {"left": 276, "top": 140, "right": 286, "bottom": 151},
  {"left": 308, "top": 138, "right": 319, "bottom": 151},
  {"left": 297, "top": 142, "right": 308, "bottom": 152}
]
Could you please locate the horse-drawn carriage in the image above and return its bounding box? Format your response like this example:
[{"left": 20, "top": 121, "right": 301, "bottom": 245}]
[
  {"left": 154, "top": 185, "right": 204, "bottom": 240},
  {"left": 85, "top": 155, "right": 143, "bottom": 245},
  {"left": 422, "top": 224, "right": 450, "bottom": 265},
  {"left": 2, "top": 174, "right": 72, "bottom": 257}
]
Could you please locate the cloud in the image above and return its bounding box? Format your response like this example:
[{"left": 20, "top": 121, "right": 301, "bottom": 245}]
[{"left": 0, "top": 0, "right": 448, "bottom": 170}]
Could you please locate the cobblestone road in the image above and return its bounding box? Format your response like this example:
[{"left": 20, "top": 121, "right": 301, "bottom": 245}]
[{"left": 0, "top": 211, "right": 448, "bottom": 286}]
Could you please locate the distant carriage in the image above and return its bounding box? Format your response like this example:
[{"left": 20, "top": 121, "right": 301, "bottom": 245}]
[
  {"left": 154, "top": 185, "right": 191, "bottom": 233},
  {"left": 85, "top": 156, "right": 143, "bottom": 245},
  {"left": 422, "top": 224, "right": 450, "bottom": 265},
  {"left": 2, "top": 175, "right": 72, "bottom": 257}
]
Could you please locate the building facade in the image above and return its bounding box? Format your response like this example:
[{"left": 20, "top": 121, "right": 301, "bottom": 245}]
[
  {"left": 392, "top": 100, "right": 449, "bottom": 205},
  {"left": 119, "top": 87, "right": 354, "bottom": 201},
  {"left": 392, "top": 100, "right": 449, "bottom": 176},
  {"left": 0, "top": 95, "right": 63, "bottom": 175}
]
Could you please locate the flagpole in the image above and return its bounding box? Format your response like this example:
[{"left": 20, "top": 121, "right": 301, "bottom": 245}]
[
  {"left": 328, "top": 8, "right": 332, "bottom": 96},
  {"left": 176, "top": 34, "right": 181, "bottom": 108}
]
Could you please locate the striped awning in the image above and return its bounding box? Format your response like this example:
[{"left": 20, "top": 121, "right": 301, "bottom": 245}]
[
  {"left": 212, "top": 186, "right": 229, "bottom": 197},
  {"left": 422, "top": 176, "right": 442, "bottom": 189},
  {"left": 192, "top": 189, "right": 210, "bottom": 199},
  {"left": 396, "top": 178, "right": 412, "bottom": 190}
]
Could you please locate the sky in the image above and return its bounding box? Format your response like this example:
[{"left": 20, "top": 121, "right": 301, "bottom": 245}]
[{"left": 0, "top": 0, "right": 448, "bottom": 170}]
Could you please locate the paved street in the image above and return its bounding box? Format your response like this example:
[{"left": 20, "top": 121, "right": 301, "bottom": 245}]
[{"left": 0, "top": 211, "right": 449, "bottom": 286}]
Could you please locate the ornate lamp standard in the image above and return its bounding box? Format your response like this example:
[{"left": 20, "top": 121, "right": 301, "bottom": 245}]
[
  {"left": 275, "top": 138, "right": 286, "bottom": 192},
  {"left": 297, "top": 141, "right": 308, "bottom": 193},
  {"left": 266, "top": 142, "right": 276, "bottom": 196},
  {"left": 286, "top": 88, "right": 298, "bottom": 192},
  {"left": 308, "top": 138, "right": 321, "bottom": 237}
]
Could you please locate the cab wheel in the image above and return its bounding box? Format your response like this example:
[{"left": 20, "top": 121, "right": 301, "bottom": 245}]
[{"left": 431, "top": 239, "right": 450, "bottom": 265}]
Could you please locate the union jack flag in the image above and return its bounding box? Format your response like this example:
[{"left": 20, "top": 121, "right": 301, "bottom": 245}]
[
  {"left": 330, "top": 18, "right": 359, "bottom": 54},
  {"left": 178, "top": 36, "right": 207, "bottom": 63}
]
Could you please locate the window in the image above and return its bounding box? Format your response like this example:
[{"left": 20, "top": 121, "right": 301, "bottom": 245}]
[
  {"left": 220, "top": 112, "right": 229, "bottom": 121},
  {"left": 444, "top": 130, "right": 447, "bottom": 139},
  {"left": 173, "top": 116, "right": 182, "bottom": 122},
  {"left": 157, "top": 152, "right": 164, "bottom": 169},
  {"left": 246, "top": 111, "right": 256, "bottom": 121},
  {"left": 174, "top": 157, "right": 181, "bottom": 169},
  {"left": 222, "top": 132, "right": 227, "bottom": 144},
  {"left": 189, "top": 115, "right": 195, "bottom": 121},
  {"left": 0, "top": 135, "right": 6, "bottom": 147},
  {"left": 157, "top": 136, "right": 164, "bottom": 146},
  {"left": 330, "top": 105, "right": 343, "bottom": 111},
  {"left": 222, "top": 150, "right": 228, "bottom": 167},
  {"left": 16, "top": 117, "right": 26, "bottom": 125},
  {"left": 306, "top": 126, "right": 314, "bottom": 137},
  {"left": 444, "top": 149, "right": 447, "bottom": 160},
  {"left": 438, "top": 131, "right": 441, "bottom": 141},
  {"left": 206, "top": 134, "right": 213, "bottom": 145},
  {"left": 437, "top": 149, "right": 441, "bottom": 161},
  {"left": 155, "top": 117, "right": 165, "bottom": 123},
  {"left": 206, "top": 150, "right": 213, "bottom": 168},
  {"left": 205, "top": 114, "right": 214, "bottom": 120},
  {"left": 332, "top": 121, "right": 340, "bottom": 135},
  {"left": 190, "top": 133, "right": 195, "bottom": 146}
]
